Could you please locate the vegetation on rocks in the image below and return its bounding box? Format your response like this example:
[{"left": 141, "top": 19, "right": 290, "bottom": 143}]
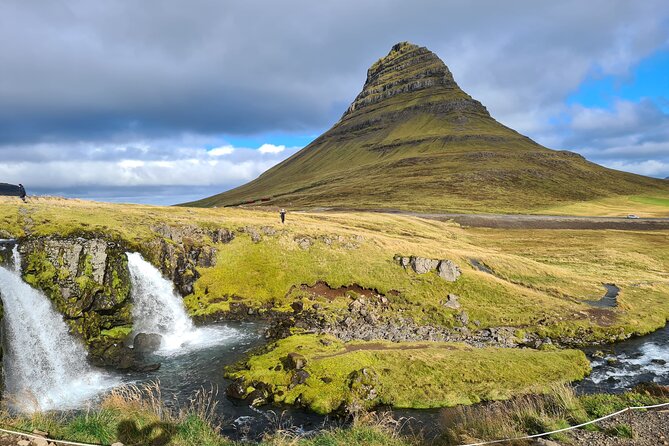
[{"left": 226, "top": 334, "right": 590, "bottom": 414}]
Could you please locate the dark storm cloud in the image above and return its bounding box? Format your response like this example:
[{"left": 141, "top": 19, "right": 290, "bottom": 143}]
[{"left": 2, "top": 0, "right": 667, "bottom": 144}]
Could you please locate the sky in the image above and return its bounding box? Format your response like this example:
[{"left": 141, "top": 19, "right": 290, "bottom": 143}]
[{"left": 0, "top": 0, "right": 668, "bottom": 205}]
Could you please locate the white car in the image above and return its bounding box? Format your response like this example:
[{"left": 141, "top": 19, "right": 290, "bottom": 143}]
[{"left": 627, "top": 214, "right": 640, "bottom": 219}]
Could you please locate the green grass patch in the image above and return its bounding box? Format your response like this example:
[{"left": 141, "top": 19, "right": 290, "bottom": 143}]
[{"left": 227, "top": 334, "right": 591, "bottom": 414}]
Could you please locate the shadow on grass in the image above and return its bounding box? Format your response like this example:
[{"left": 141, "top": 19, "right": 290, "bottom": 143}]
[{"left": 117, "top": 419, "right": 177, "bottom": 446}]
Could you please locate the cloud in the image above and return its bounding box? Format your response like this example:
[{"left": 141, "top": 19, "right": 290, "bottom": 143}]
[
  {"left": 258, "top": 144, "right": 286, "bottom": 154},
  {"left": 604, "top": 160, "right": 669, "bottom": 177},
  {"left": 0, "top": 141, "right": 301, "bottom": 201},
  {"left": 208, "top": 146, "right": 235, "bottom": 156}
]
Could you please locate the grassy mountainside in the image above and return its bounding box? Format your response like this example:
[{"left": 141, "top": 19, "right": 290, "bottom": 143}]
[{"left": 186, "top": 42, "right": 669, "bottom": 213}]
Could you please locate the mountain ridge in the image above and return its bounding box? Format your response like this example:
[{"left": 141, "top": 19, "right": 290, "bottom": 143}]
[{"left": 185, "top": 42, "right": 669, "bottom": 212}]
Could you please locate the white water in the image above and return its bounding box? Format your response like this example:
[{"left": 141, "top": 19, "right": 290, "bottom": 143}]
[
  {"left": 126, "top": 252, "right": 240, "bottom": 355},
  {"left": 0, "top": 250, "right": 119, "bottom": 412},
  {"left": 11, "top": 244, "right": 20, "bottom": 272}
]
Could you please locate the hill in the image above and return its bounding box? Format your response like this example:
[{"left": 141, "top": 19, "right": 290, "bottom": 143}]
[{"left": 185, "top": 42, "right": 669, "bottom": 213}]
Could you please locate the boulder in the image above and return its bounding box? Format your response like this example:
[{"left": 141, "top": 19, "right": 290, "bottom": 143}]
[
  {"left": 133, "top": 333, "right": 163, "bottom": 353},
  {"left": 295, "top": 236, "right": 313, "bottom": 250},
  {"left": 443, "top": 293, "right": 461, "bottom": 309},
  {"left": 437, "top": 260, "right": 461, "bottom": 282},
  {"left": 226, "top": 378, "right": 247, "bottom": 399},
  {"left": 247, "top": 382, "right": 272, "bottom": 406},
  {"left": 410, "top": 257, "right": 439, "bottom": 274},
  {"left": 286, "top": 352, "right": 307, "bottom": 370},
  {"left": 290, "top": 370, "right": 310, "bottom": 388},
  {"left": 211, "top": 228, "right": 235, "bottom": 243},
  {"left": 291, "top": 301, "right": 304, "bottom": 313}
]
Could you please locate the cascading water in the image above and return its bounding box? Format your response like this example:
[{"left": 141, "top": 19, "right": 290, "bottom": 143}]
[
  {"left": 0, "top": 248, "right": 119, "bottom": 412},
  {"left": 126, "top": 252, "right": 240, "bottom": 354}
]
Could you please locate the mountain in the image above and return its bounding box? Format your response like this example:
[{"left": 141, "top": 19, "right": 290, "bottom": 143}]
[{"left": 186, "top": 42, "right": 669, "bottom": 212}]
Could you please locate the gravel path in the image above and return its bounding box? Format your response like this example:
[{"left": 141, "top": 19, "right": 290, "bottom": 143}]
[{"left": 557, "top": 409, "right": 669, "bottom": 445}]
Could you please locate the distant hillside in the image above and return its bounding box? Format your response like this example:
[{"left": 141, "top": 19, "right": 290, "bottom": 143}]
[{"left": 185, "top": 42, "right": 669, "bottom": 212}]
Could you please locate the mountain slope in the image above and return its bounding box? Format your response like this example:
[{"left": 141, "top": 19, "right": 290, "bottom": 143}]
[{"left": 187, "top": 42, "right": 669, "bottom": 212}]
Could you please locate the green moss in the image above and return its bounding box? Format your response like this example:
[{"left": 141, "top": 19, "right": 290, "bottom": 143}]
[
  {"left": 99, "top": 325, "right": 133, "bottom": 340},
  {"left": 227, "top": 334, "right": 591, "bottom": 414}
]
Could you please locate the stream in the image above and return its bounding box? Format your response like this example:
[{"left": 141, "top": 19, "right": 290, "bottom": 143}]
[
  {"left": 122, "top": 321, "right": 334, "bottom": 440},
  {"left": 577, "top": 324, "right": 669, "bottom": 393}
]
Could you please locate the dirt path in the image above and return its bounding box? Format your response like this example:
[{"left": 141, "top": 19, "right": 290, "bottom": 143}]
[{"left": 396, "top": 211, "right": 669, "bottom": 230}]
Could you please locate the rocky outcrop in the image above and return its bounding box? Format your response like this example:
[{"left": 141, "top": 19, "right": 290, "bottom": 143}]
[
  {"left": 19, "top": 237, "right": 133, "bottom": 349},
  {"left": 342, "top": 42, "right": 489, "bottom": 119},
  {"left": 148, "top": 224, "right": 225, "bottom": 296},
  {"left": 395, "top": 255, "right": 461, "bottom": 282}
]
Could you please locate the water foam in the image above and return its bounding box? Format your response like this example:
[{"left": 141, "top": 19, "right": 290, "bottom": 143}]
[{"left": 126, "top": 252, "right": 240, "bottom": 355}]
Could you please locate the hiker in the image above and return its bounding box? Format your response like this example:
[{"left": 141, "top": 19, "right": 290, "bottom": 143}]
[
  {"left": 280, "top": 208, "right": 286, "bottom": 224},
  {"left": 18, "top": 184, "right": 26, "bottom": 202}
]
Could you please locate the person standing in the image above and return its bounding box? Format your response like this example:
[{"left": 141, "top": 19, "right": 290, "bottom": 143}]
[
  {"left": 280, "top": 208, "right": 286, "bottom": 224},
  {"left": 18, "top": 184, "right": 26, "bottom": 202}
]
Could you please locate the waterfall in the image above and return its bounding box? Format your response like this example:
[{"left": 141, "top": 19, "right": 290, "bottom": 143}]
[
  {"left": 126, "top": 252, "right": 239, "bottom": 355},
  {"left": 11, "top": 244, "right": 20, "bottom": 273},
  {"left": 0, "top": 249, "right": 118, "bottom": 412}
]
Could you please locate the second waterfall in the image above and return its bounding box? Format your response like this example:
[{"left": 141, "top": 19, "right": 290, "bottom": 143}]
[{"left": 126, "top": 252, "right": 239, "bottom": 354}]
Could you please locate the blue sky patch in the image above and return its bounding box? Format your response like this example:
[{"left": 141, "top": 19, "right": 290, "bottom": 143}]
[{"left": 568, "top": 48, "right": 669, "bottom": 111}]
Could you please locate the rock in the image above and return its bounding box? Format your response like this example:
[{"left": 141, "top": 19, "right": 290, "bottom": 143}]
[
  {"left": 410, "top": 256, "right": 439, "bottom": 274},
  {"left": 437, "top": 260, "right": 461, "bottom": 282},
  {"left": 348, "top": 368, "right": 379, "bottom": 401},
  {"left": 247, "top": 382, "right": 272, "bottom": 406},
  {"left": 17, "top": 441, "right": 30, "bottom": 446},
  {"left": 261, "top": 226, "right": 276, "bottom": 236},
  {"left": 133, "top": 333, "right": 163, "bottom": 353},
  {"left": 651, "top": 358, "right": 667, "bottom": 365},
  {"left": 290, "top": 370, "right": 310, "bottom": 387},
  {"left": 457, "top": 311, "right": 469, "bottom": 326},
  {"left": 226, "top": 378, "right": 247, "bottom": 399},
  {"left": 211, "top": 228, "right": 234, "bottom": 243},
  {"left": 295, "top": 236, "right": 312, "bottom": 250},
  {"left": 31, "top": 438, "right": 49, "bottom": 446},
  {"left": 291, "top": 301, "right": 304, "bottom": 313},
  {"left": 111, "top": 443, "right": 125, "bottom": 446},
  {"left": 443, "top": 293, "right": 461, "bottom": 309},
  {"left": 286, "top": 352, "right": 307, "bottom": 370},
  {"left": 132, "top": 362, "right": 161, "bottom": 372},
  {"left": 592, "top": 350, "right": 606, "bottom": 359}
]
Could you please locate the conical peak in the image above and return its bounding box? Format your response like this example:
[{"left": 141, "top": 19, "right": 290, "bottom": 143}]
[{"left": 345, "top": 42, "right": 458, "bottom": 116}]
